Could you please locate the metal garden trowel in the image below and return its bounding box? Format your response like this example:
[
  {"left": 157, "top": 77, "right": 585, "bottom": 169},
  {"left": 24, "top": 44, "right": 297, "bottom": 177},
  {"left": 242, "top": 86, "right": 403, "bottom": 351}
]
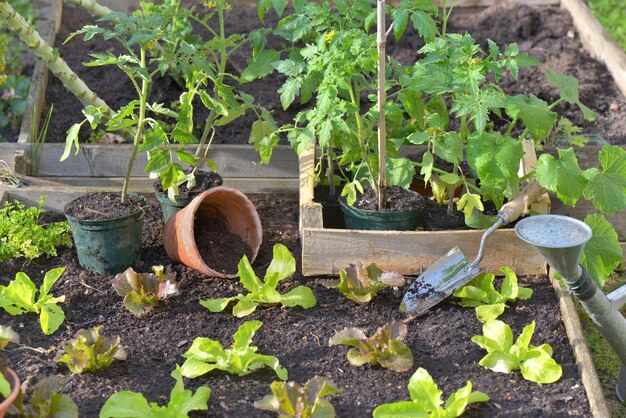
[{"left": 400, "top": 179, "right": 546, "bottom": 316}]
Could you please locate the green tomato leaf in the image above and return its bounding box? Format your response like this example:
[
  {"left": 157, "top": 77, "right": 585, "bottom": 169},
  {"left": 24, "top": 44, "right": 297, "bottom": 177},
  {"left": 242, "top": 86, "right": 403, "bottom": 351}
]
[{"left": 241, "top": 49, "right": 281, "bottom": 83}]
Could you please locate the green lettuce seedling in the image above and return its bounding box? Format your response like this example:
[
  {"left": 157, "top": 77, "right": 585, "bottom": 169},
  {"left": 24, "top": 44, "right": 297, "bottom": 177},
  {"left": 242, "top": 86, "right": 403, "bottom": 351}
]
[
  {"left": 373, "top": 368, "right": 489, "bottom": 418},
  {"left": 181, "top": 319, "right": 288, "bottom": 380},
  {"left": 112, "top": 265, "right": 179, "bottom": 317},
  {"left": 254, "top": 376, "right": 342, "bottom": 418},
  {"left": 0, "top": 267, "right": 66, "bottom": 335},
  {"left": 200, "top": 244, "right": 316, "bottom": 317},
  {"left": 9, "top": 376, "right": 78, "bottom": 418},
  {"left": 0, "top": 325, "right": 18, "bottom": 398},
  {"left": 453, "top": 267, "right": 533, "bottom": 321},
  {"left": 471, "top": 320, "right": 562, "bottom": 383},
  {"left": 0, "top": 197, "right": 72, "bottom": 263},
  {"left": 56, "top": 326, "right": 127, "bottom": 374},
  {"left": 328, "top": 321, "right": 413, "bottom": 372},
  {"left": 322, "top": 262, "right": 405, "bottom": 304},
  {"left": 99, "top": 365, "right": 210, "bottom": 418}
]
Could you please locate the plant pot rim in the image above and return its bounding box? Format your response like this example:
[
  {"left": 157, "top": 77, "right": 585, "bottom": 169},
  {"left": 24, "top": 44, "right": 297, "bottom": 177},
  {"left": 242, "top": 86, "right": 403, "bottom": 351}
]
[
  {"left": 0, "top": 368, "right": 20, "bottom": 413},
  {"left": 64, "top": 193, "right": 146, "bottom": 224}
]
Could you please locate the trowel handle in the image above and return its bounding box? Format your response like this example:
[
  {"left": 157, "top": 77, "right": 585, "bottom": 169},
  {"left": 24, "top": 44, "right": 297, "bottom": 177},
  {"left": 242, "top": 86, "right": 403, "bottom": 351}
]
[{"left": 499, "top": 179, "right": 546, "bottom": 224}]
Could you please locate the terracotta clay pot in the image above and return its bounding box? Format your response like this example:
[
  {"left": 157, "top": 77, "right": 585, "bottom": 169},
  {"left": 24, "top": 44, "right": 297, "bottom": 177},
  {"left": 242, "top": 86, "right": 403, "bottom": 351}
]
[
  {"left": 0, "top": 368, "right": 20, "bottom": 418},
  {"left": 163, "top": 186, "right": 263, "bottom": 278}
]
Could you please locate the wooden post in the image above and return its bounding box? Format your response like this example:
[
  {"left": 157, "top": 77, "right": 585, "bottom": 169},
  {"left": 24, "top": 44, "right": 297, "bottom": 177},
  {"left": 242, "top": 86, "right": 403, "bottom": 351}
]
[{"left": 376, "top": 0, "right": 387, "bottom": 212}]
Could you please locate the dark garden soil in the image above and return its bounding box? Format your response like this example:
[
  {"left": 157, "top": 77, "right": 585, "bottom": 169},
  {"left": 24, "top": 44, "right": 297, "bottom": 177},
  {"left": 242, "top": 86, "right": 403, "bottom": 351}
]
[
  {"left": 350, "top": 186, "right": 424, "bottom": 212},
  {"left": 63, "top": 192, "right": 145, "bottom": 221},
  {"left": 1, "top": 197, "right": 591, "bottom": 417}
]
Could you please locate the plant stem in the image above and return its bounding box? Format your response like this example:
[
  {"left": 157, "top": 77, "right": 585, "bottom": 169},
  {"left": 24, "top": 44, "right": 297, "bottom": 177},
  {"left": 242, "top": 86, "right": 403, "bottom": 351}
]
[
  {"left": 63, "top": 0, "right": 112, "bottom": 17},
  {"left": 0, "top": 1, "right": 113, "bottom": 115},
  {"left": 327, "top": 146, "right": 336, "bottom": 196},
  {"left": 121, "top": 48, "right": 149, "bottom": 203}
]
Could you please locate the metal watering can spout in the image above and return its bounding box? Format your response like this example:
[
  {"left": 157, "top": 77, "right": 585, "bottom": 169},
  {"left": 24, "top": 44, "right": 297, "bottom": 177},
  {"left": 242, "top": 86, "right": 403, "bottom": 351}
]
[{"left": 515, "top": 215, "right": 626, "bottom": 402}]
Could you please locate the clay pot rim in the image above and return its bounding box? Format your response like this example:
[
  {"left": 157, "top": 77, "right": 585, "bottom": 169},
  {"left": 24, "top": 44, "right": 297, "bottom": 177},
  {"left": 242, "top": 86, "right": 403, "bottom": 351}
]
[{"left": 0, "top": 368, "right": 20, "bottom": 413}]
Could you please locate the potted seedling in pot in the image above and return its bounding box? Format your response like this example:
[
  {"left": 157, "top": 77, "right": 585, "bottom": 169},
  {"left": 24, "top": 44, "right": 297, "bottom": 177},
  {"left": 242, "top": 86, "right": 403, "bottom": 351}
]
[
  {"left": 249, "top": 0, "right": 440, "bottom": 230},
  {"left": 0, "top": 326, "right": 20, "bottom": 418}
]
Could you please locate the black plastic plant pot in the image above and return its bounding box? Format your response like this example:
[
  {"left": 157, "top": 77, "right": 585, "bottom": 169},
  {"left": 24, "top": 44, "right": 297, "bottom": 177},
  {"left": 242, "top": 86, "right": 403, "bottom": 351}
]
[
  {"left": 65, "top": 196, "right": 144, "bottom": 276},
  {"left": 339, "top": 193, "right": 422, "bottom": 231},
  {"left": 155, "top": 191, "right": 193, "bottom": 222}
]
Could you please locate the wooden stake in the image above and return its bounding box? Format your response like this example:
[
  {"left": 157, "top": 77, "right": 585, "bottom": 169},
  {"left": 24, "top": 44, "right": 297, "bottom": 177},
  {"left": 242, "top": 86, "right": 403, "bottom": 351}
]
[{"left": 376, "top": 0, "right": 387, "bottom": 212}]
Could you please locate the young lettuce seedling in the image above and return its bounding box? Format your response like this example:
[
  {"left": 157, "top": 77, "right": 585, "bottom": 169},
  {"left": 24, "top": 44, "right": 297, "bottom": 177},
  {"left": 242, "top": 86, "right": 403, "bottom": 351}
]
[
  {"left": 200, "top": 244, "right": 316, "bottom": 317},
  {"left": 56, "top": 326, "right": 127, "bottom": 374},
  {"left": 322, "top": 262, "right": 405, "bottom": 304},
  {"left": 112, "top": 265, "right": 179, "bottom": 317},
  {"left": 471, "top": 319, "right": 562, "bottom": 384},
  {"left": 181, "top": 320, "right": 288, "bottom": 380},
  {"left": 100, "top": 365, "right": 211, "bottom": 418},
  {"left": 328, "top": 321, "right": 413, "bottom": 372},
  {"left": 0, "top": 325, "right": 18, "bottom": 399},
  {"left": 0, "top": 267, "right": 66, "bottom": 335},
  {"left": 9, "top": 376, "right": 78, "bottom": 418},
  {"left": 254, "top": 376, "right": 342, "bottom": 418},
  {"left": 373, "top": 368, "right": 489, "bottom": 418},
  {"left": 453, "top": 267, "right": 533, "bottom": 322}
]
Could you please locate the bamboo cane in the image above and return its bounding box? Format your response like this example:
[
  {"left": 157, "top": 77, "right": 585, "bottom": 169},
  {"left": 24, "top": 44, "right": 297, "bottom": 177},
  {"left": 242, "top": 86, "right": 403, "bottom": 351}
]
[
  {"left": 0, "top": 0, "right": 113, "bottom": 115},
  {"left": 376, "top": 0, "right": 387, "bottom": 212},
  {"left": 63, "top": 0, "right": 113, "bottom": 18}
]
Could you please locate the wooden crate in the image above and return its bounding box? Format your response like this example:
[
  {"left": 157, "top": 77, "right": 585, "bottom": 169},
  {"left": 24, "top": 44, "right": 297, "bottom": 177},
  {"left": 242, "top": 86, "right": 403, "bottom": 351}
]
[{"left": 298, "top": 143, "right": 549, "bottom": 277}]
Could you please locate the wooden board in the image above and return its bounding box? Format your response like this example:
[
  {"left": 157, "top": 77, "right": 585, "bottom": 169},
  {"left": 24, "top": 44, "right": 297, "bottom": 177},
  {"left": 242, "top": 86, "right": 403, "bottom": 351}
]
[
  {"left": 552, "top": 274, "right": 610, "bottom": 418},
  {"left": 18, "top": 0, "right": 62, "bottom": 145},
  {"left": 561, "top": 0, "right": 626, "bottom": 96},
  {"left": 298, "top": 144, "right": 548, "bottom": 276},
  {"left": 14, "top": 143, "right": 298, "bottom": 178}
]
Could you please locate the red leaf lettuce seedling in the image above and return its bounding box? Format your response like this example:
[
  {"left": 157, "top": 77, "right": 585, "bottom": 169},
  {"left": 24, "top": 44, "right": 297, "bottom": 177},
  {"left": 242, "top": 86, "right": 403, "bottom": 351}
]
[
  {"left": 200, "top": 243, "right": 316, "bottom": 317},
  {"left": 471, "top": 319, "right": 562, "bottom": 384},
  {"left": 9, "top": 376, "right": 78, "bottom": 418},
  {"left": 322, "top": 262, "right": 405, "bottom": 304},
  {"left": 112, "top": 265, "right": 179, "bottom": 317},
  {"left": 56, "top": 326, "right": 127, "bottom": 374},
  {"left": 99, "top": 365, "right": 211, "bottom": 418},
  {"left": 328, "top": 321, "right": 413, "bottom": 372},
  {"left": 373, "top": 368, "right": 489, "bottom": 418},
  {"left": 254, "top": 376, "right": 342, "bottom": 418},
  {"left": 453, "top": 267, "right": 533, "bottom": 322},
  {"left": 181, "top": 319, "right": 288, "bottom": 380},
  {"left": 0, "top": 325, "right": 18, "bottom": 399},
  {"left": 0, "top": 267, "right": 66, "bottom": 335}
]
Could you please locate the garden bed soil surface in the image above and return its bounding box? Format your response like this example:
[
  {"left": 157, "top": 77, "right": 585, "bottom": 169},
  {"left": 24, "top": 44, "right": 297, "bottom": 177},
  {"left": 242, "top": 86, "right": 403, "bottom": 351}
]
[
  {"left": 1, "top": 197, "right": 590, "bottom": 417},
  {"left": 44, "top": 2, "right": 626, "bottom": 145}
]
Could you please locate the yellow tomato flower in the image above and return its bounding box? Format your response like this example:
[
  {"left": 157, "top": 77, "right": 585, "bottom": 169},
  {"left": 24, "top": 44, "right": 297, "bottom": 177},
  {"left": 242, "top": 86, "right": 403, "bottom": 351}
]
[{"left": 325, "top": 30, "right": 336, "bottom": 44}]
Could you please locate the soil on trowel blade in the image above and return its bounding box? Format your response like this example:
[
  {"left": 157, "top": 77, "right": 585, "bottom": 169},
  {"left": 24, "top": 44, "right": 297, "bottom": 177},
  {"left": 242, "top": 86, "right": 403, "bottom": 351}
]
[
  {"left": 193, "top": 209, "right": 253, "bottom": 275},
  {"left": 63, "top": 192, "right": 145, "bottom": 221}
]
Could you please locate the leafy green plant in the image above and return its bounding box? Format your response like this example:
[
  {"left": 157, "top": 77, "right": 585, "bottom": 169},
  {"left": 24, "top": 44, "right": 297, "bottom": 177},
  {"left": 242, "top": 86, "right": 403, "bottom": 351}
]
[
  {"left": 180, "top": 319, "right": 287, "bottom": 380},
  {"left": 453, "top": 267, "right": 533, "bottom": 321},
  {"left": 0, "top": 196, "right": 72, "bottom": 262},
  {"left": 471, "top": 319, "right": 562, "bottom": 384},
  {"left": 200, "top": 244, "right": 316, "bottom": 317},
  {"left": 112, "top": 265, "right": 179, "bottom": 317},
  {"left": 248, "top": 0, "right": 439, "bottom": 206},
  {"left": 328, "top": 321, "right": 413, "bottom": 372},
  {"left": 0, "top": 267, "right": 66, "bottom": 335},
  {"left": 372, "top": 367, "right": 489, "bottom": 418},
  {"left": 254, "top": 376, "right": 342, "bottom": 418},
  {"left": 0, "top": 74, "right": 30, "bottom": 130},
  {"left": 589, "top": 0, "right": 626, "bottom": 51},
  {"left": 56, "top": 326, "right": 127, "bottom": 373},
  {"left": 322, "top": 262, "right": 405, "bottom": 304},
  {"left": 99, "top": 365, "right": 211, "bottom": 418},
  {"left": 0, "top": 325, "right": 18, "bottom": 399},
  {"left": 8, "top": 376, "right": 78, "bottom": 418}
]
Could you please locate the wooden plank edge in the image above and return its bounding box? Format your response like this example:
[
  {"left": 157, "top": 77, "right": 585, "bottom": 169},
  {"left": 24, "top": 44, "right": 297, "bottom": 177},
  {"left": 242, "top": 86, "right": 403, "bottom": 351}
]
[
  {"left": 18, "top": 0, "right": 62, "bottom": 146},
  {"left": 434, "top": 0, "right": 558, "bottom": 6},
  {"left": 561, "top": 0, "right": 626, "bottom": 97},
  {"left": 0, "top": 190, "right": 8, "bottom": 206},
  {"left": 551, "top": 272, "right": 611, "bottom": 418}
]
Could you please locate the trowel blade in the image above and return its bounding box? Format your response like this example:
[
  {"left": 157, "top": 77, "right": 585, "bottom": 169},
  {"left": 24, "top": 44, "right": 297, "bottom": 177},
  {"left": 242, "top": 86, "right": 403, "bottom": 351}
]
[{"left": 400, "top": 246, "right": 483, "bottom": 316}]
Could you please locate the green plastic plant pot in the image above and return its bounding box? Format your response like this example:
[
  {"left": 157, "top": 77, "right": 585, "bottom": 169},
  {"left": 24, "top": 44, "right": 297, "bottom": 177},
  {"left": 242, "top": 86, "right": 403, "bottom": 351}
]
[
  {"left": 155, "top": 191, "right": 193, "bottom": 222},
  {"left": 0, "top": 368, "right": 20, "bottom": 418},
  {"left": 65, "top": 197, "right": 144, "bottom": 276},
  {"left": 339, "top": 195, "right": 422, "bottom": 231}
]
